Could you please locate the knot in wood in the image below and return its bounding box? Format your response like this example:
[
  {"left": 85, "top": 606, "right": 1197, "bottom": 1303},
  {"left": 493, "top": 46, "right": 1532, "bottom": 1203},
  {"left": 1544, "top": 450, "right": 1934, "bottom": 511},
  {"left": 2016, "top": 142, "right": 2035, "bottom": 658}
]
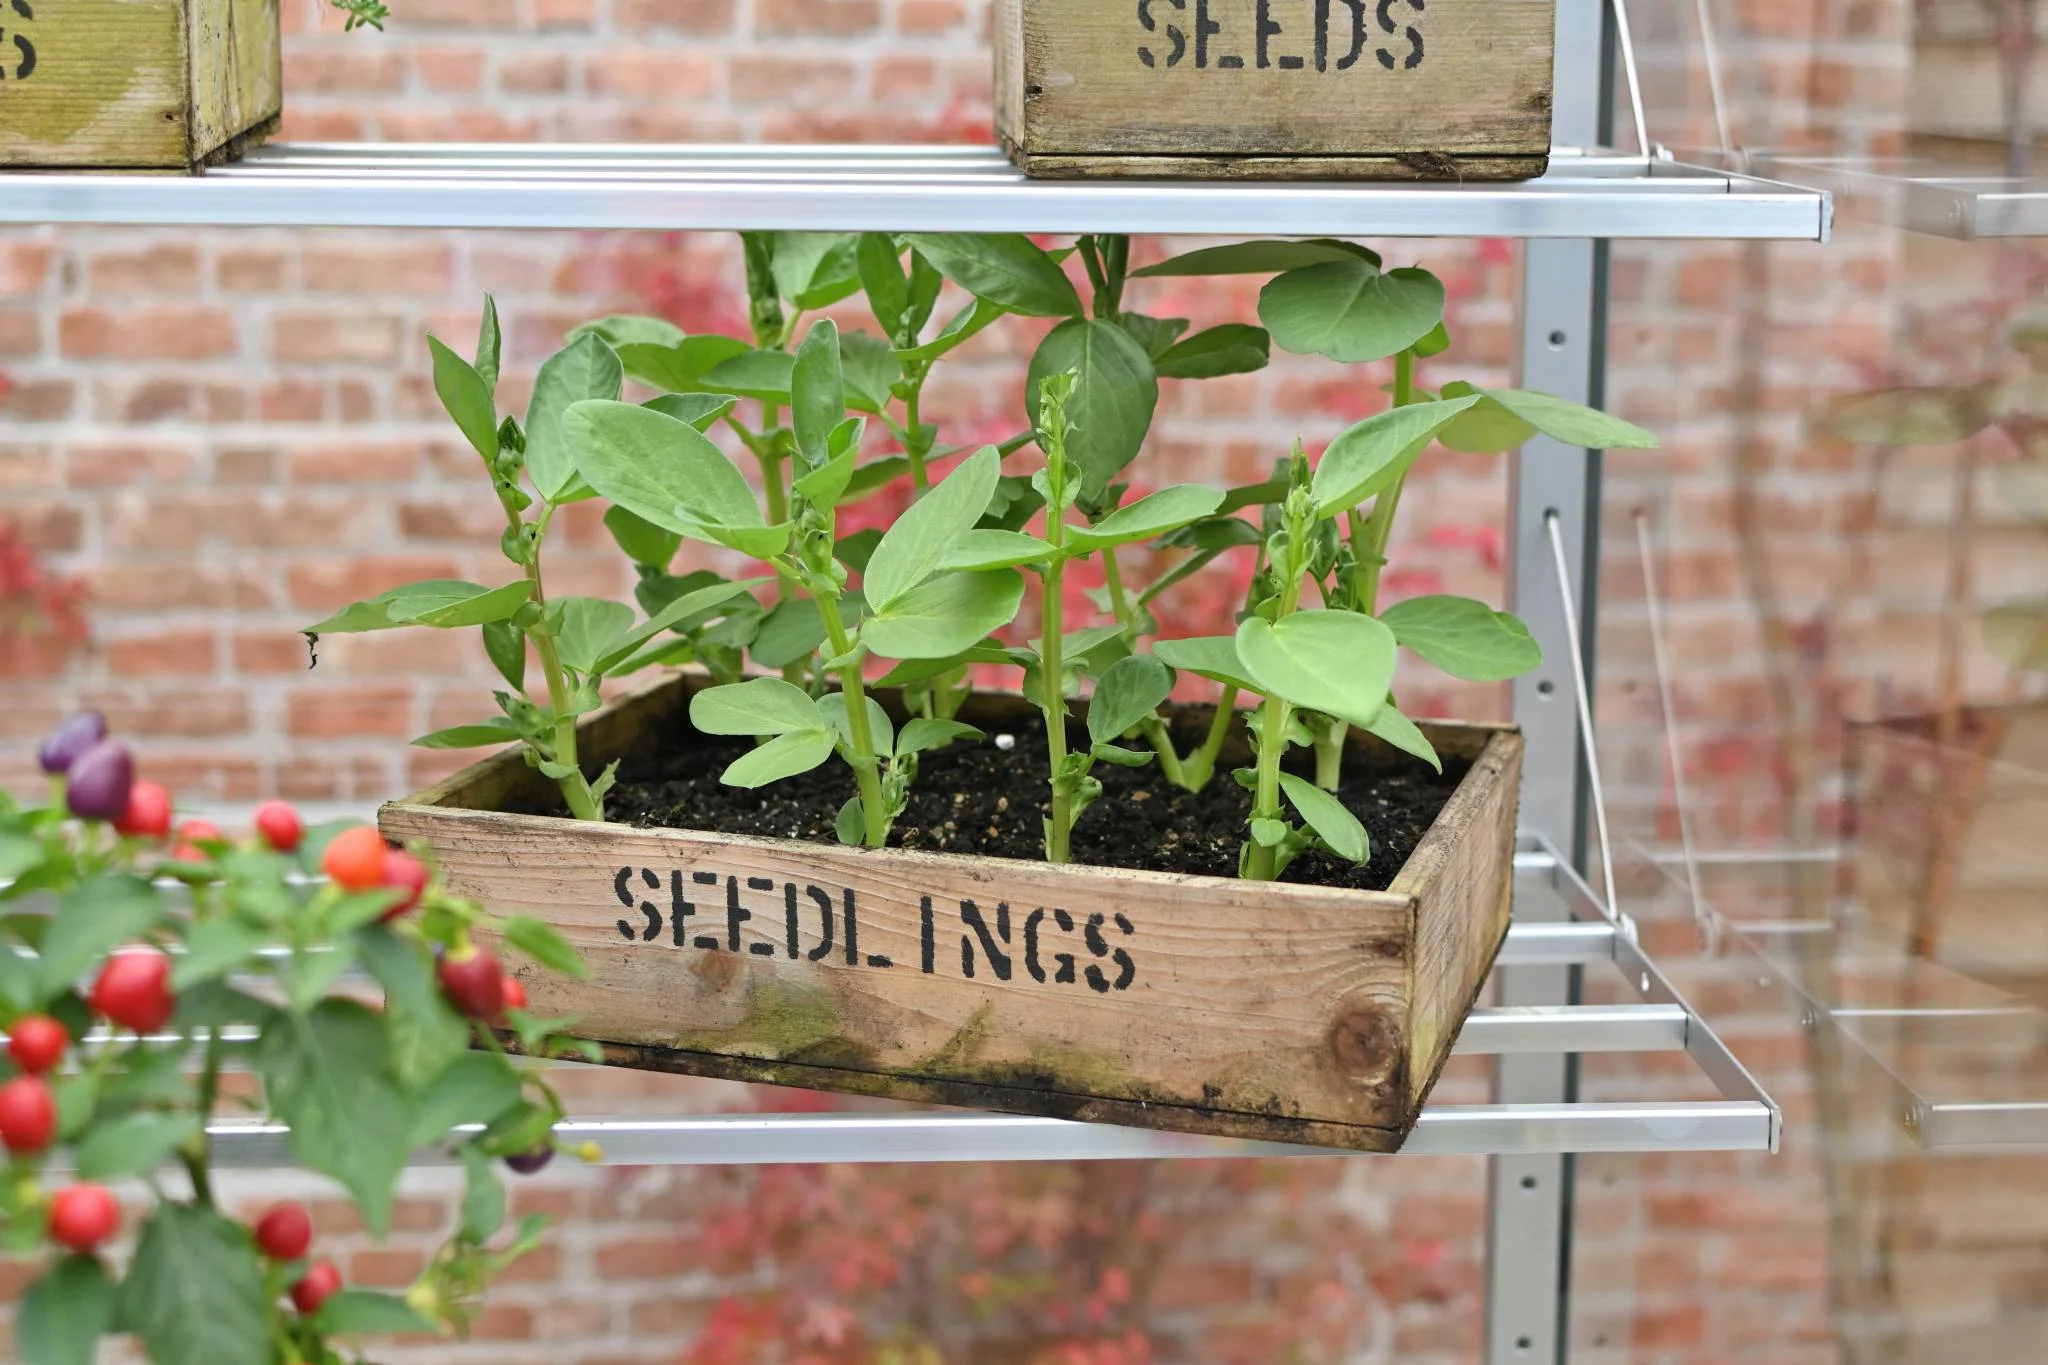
[{"left": 1326, "top": 1004, "right": 1399, "bottom": 1083}]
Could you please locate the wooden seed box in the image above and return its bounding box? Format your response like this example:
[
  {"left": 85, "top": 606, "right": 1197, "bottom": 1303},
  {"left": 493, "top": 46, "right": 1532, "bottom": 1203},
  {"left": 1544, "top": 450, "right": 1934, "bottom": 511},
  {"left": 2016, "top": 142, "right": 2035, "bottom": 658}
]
[
  {"left": 0, "top": 0, "right": 280, "bottom": 171},
  {"left": 992, "top": 0, "right": 1555, "bottom": 179},
  {"left": 382, "top": 673, "right": 1523, "bottom": 1152}
]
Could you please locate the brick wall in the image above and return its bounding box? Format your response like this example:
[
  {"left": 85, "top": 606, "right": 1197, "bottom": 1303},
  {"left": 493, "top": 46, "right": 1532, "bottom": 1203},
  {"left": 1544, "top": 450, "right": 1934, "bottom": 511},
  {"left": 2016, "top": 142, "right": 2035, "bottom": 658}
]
[{"left": 4, "top": 0, "right": 2044, "bottom": 1361}]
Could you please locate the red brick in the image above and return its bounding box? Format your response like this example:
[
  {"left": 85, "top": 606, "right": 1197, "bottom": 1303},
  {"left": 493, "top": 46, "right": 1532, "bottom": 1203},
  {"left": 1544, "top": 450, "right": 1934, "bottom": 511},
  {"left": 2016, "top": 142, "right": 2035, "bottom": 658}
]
[
  {"left": 259, "top": 379, "right": 327, "bottom": 422},
  {"left": 285, "top": 440, "right": 424, "bottom": 483},
  {"left": 346, "top": 1247, "right": 427, "bottom": 1287},
  {"left": 302, "top": 243, "right": 455, "bottom": 295},
  {"left": 0, "top": 309, "right": 41, "bottom": 357},
  {"left": 218, "top": 248, "right": 292, "bottom": 293},
  {"left": 233, "top": 630, "right": 312, "bottom": 676},
  {"left": 288, "top": 555, "right": 462, "bottom": 612},
  {"left": 758, "top": 0, "right": 880, "bottom": 33},
  {"left": 0, "top": 444, "right": 54, "bottom": 488},
  {"left": 897, "top": 0, "right": 964, "bottom": 30},
  {"left": 272, "top": 310, "right": 406, "bottom": 365},
  {"left": 2, "top": 378, "right": 75, "bottom": 421},
  {"left": 414, "top": 46, "right": 487, "bottom": 92},
  {"left": 584, "top": 50, "right": 722, "bottom": 99},
  {"left": 290, "top": 50, "right": 405, "bottom": 91},
  {"left": 732, "top": 55, "right": 856, "bottom": 104},
  {"left": 107, "top": 628, "right": 219, "bottom": 677},
  {"left": 0, "top": 241, "right": 53, "bottom": 293},
  {"left": 87, "top": 689, "right": 250, "bottom": 738},
  {"left": 615, "top": 0, "right": 733, "bottom": 29},
  {"left": 501, "top": 53, "right": 571, "bottom": 92},
  {"left": 288, "top": 685, "right": 416, "bottom": 739},
  {"left": 533, "top": 0, "right": 599, "bottom": 24},
  {"left": 59, "top": 307, "right": 237, "bottom": 360},
  {"left": 86, "top": 243, "right": 202, "bottom": 294},
  {"left": 593, "top": 1234, "right": 696, "bottom": 1279}
]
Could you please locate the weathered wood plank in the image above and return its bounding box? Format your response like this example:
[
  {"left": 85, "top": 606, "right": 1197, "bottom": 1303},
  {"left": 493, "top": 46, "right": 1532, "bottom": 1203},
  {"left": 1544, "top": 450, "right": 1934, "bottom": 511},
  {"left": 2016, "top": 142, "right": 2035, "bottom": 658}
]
[
  {"left": 383, "top": 671, "right": 1520, "bottom": 1150},
  {"left": 994, "top": 0, "right": 1554, "bottom": 180},
  {"left": 0, "top": 0, "right": 279, "bottom": 170}
]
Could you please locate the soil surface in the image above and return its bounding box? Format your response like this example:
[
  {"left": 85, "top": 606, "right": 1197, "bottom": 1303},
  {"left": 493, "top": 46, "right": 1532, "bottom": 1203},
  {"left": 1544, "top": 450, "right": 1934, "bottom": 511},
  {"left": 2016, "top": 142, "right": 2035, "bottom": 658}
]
[{"left": 600, "top": 716, "right": 1469, "bottom": 893}]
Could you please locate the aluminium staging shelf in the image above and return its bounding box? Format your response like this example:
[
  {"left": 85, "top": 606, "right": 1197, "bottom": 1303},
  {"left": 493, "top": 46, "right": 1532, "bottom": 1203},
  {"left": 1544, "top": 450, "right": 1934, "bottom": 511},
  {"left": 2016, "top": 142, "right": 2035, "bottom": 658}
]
[
  {"left": 1754, "top": 156, "right": 2047, "bottom": 241},
  {"left": 178, "top": 838, "right": 1780, "bottom": 1166},
  {"left": 0, "top": 143, "right": 1831, "bottom": 240}
]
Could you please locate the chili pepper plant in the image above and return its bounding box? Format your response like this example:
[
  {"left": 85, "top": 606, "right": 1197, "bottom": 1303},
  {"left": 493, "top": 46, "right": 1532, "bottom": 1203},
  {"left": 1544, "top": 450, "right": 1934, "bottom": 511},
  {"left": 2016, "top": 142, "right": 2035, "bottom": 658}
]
[
  {"left": 309, "top": 232, "right": 1654, "bottom": 878},
  {"left": 1, "top": 710, "right": 597, "bottom": 1365}
]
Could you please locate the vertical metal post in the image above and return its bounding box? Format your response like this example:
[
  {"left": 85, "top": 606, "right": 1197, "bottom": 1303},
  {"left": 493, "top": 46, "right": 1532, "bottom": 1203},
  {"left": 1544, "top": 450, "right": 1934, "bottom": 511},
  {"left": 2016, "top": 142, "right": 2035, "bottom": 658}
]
[{"left": 1486, "top": 0, "right": 1612, "bottom": 1362}]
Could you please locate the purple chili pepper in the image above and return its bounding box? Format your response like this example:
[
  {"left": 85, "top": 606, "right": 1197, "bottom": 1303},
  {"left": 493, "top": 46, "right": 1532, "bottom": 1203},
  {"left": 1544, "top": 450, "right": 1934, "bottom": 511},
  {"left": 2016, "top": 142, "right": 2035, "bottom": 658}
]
[
  {"left": 504, "top": 1146, "right": 555, "bottom": 1175},
  {"left": 65, "top": 740, "right": 136, "bottom": 823},
  {"left": 37, "top": 711, "right": 107, "bottom": 776}
]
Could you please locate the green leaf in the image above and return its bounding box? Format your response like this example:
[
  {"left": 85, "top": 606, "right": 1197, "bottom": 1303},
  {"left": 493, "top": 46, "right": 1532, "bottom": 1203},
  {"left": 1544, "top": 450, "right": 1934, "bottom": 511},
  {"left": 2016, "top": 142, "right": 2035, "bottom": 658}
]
[
  {"left": 474, "top": 296, "right": 502, "bottom": 391},
  {"left": 691, "top": 677, "right": 829, "bottom": 736},
  {"left": 903, "top": 233, "right": 1083, "bottom": 317},
  {"left": 593, "top": 578, "right": 768, "bottom": 676},
  {"left": 1131, "top": 238, "right": 1379, "bottom": 278},
  {"left": 483, "top": 619, "right": 526, "bottom": 691},
  {"left": 1153, "top": 634, "right": 1258, "bottom": 693},
  {"left": 1365, "top": 702, "right": 1441, "bottom": 772},
  {"left": 720, "top": 730, "right": 836, "bottom": 788},
  {"left": 75, "top": 1111, "right": 198, "bottom": 1182},
  {"left": 1114, "top": 313, "right": 1190, "bottom": 359},
  {"left": 793, "top": 446, "right": 860, "bottom": 509},
  {"left": 505, "top": 915, "right": 587, "bottom": 979},
  {"left": 605, "top": 506, "right": 684, "bottom": 568},
  {"left": 1235, "top": 610, "right": 1397, "bottom": 730},
  {"left": 313, "top": 1289, "right": 440, "bottom": 1340},
  {"left": 52, "top": 1073, "right": 96, "bottom": 1141},
  {"left": 873, "top": 639, "right": 1013, "bottom": 687},
  {"left": 773, "top": 232, "right": 860, "bottom": 309},
  {"left": 1438, "top": 383, "right": 1661, "bottom": 453},
  {"left": 939, "top": 528, "right": 1054, "bottom": 572},
  {"left": 1250, "top": 817, "right": 1291, "bottom": 848},
  {"left": 643, "top": 392, "right": 739, "bottom": 431},
  {"left": 864, "top": 445, "right": 1001, "bottom": 611},
  {"left": 792, "top": 318, "right": 846, "bottom": 467},
  {"left": 304, "top": 579, "right": 534, "bottom": 635},
  {"left": 1413, "top": 319, "right": 1450, "bottom": 357},
  {"left": 697, "top": 348, "right": 795, "bottom": 403},
  {"left": 256, "top": 1000, "right": 410, "bottom": 1235},
  {"left": 1259, "top": 261, "right": 1445, "bottom": 363},
  {"left": 413, "top": 719, "right": 525, "bottom": 749},
  {"left": 565, "top": 399, "right": 770, "bottom": 545},
  {"left": 170, "top": 917, "right": 269, "bottom": 990},
  {"left": 1311, "top": 396, "right": 1482, "bottom": 515},
  {"left": 835, "top": 796, "right": 867, "bottom": 846},
  {"left": 839, "top": 331, "right": 904, "bottom": 414},
  {"left": 460, "top": 1144, "right": 507, "bottom": 1242},
  {"left": 863, "top": 569, "right": 1026, "bottom": 661},
  {"left": 41, "top": 875, "right": 163, "bottom": 1001},
  {"left": 355, "top": 925, "right": 470, "bottom": 1093},
  {"left": 899, "top": 295, "right": 1005, "bottom": 363},
  {"left": 818, "top": 692, "right": 896, "bottom": 760},
  {"left": 1278, "top": 773, "right": 1370, "bottom": 864},
  {"left": 1091, "top": 742, "right": 1153, "bottom": 767},
  {"left": 1817, "top": 383, "right": 1992, "bottom": 447},
  {"left": 1027, "top": 318, "right": 1158, "bottom": 501},
  {"left": 858, "top": 233, "right": 909, "bottom": 337},
  {"left": 549, "top": 597, "right": 637, "bottom": 674},
  {"left": 1087, "top": 654, "right": 1174, "bottom": 747},
  {"left": 1153, "top": 324, "right": 1271, "bottom": 380},
  {"left": 569, "top": 314, "right": 685, "bottom": 352},
  {"left": 18, "top": 1255, "right": 112, "bottom": 1365},
  {"left": 1985, "top": 598, "right": 2048, "bottom": 671},
  {"left": 429, "top": 334, "right": 500, "bottom": 459},
  {"left": 1070, "top": 484, "right": 1224, "bottom": 551},
  {"left": 1380, "top": 595, "right": 1542, "bottom": 681},
  {"left": 750, "top": 598, "right": 828, "bottom": 671},
  {"left": 625, "top": 336, "right": 753, "bottom": 393},
  {"left": 896, "top": 718, "right": 984, "bottom": 757},
  {"left": 121, "top": 1205, "right": 269, "bottom": 1365},
  {"left": 526, "top": 334, "right": 625, "bottom": 502},
  {"left": 410, "top": 1051, "right": 523, "bottom": 1148}
]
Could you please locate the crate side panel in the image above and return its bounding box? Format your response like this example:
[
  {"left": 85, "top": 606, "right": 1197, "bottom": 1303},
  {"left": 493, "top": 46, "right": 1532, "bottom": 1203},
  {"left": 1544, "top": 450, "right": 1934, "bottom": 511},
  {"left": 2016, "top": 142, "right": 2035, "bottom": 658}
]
[
  {"left": 185, "top": 0, "right": 280, "bottom": 162},
  {"left": 0, "top": 0, "right": 188, "bottom": 168}
]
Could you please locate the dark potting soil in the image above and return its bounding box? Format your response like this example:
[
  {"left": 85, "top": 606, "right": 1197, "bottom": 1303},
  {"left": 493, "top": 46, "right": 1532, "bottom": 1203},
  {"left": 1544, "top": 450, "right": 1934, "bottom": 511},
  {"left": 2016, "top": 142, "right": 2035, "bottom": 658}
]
[{"left": 599, "top": 716, "right": 1470, "bottom": 893}]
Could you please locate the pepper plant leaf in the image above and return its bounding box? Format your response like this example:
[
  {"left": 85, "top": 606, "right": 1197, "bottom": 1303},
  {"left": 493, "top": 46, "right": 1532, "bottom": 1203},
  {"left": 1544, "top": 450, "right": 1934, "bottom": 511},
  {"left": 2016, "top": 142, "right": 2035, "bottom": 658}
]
[
  {"left": 863, "top": 444, "right": 1002, "bottom": 611},
  {"left": 863, "top": 569, "right": 1026, "bottom": 661},
  {"left": 18, "top": 1254, "right": 113, "bottom": 1365},
  {"left": 1259, "top": 261, "right": 1444, "bottom": 363},
  {"left": 1070, "top": 484, "right": 1225, "bottom": 551},
  {"left": 524, "top": 333, "right": 625, "bottom": 503},
  {"left": 721, "top": 730, "right": 838, "bottom": 788},
  {"left": 1235, "top": 610, "right": 1397, "bottom": 730},
  {"left": 1380, "top": 595, "right": 1542, "bottom": 681},
  {"left": 1153, "top": 324, "right": 1271, "bottom": 380},
  {"left": 1277, "top": 773, "right": 1369, "bottom": 864},
  {"left": 1438, "top": 383, "right": 1660, "bottom": 453},
  {"left": 1027, "top": 318, "right": 1158, "bottom": 501},
  {"left": 1132, "top": 238, "right": 1380, "bottom": 277},
  {"left": 903, "top": 233, "right": 1083, "bottom": 317},
  {"left": 1086, "top": 654, "right": 1175, "bottom": 747},
  {"left": 120, "top": 1205, "right": 270, "bottom": 1365},
  {"left": 255, "top": 1000, "right": 411, "bottom": 1235},
  {"left": 1311, "top": 396, "right": 1482, "bottom": 516}
]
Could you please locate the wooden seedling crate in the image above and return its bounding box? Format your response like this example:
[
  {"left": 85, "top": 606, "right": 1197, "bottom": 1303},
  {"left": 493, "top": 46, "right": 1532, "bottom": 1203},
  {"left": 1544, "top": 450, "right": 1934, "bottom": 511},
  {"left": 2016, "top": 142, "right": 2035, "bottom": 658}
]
[
  {"left": 991, "top": 0, "right": 1555, "bottom": 179},
  {"left": 0, "top": 0, "right": 280, "bottom": 170},
  {"left": 382, "top": 673, "right": 1524, "bottom": 1152}
]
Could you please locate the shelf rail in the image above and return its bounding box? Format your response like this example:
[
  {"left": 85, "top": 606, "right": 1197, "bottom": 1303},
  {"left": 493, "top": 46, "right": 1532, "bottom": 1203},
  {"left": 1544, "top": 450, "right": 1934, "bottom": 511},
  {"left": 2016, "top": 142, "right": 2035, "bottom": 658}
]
[{"left": 0, "top": 144, "right": 1832, "bottom": 240}]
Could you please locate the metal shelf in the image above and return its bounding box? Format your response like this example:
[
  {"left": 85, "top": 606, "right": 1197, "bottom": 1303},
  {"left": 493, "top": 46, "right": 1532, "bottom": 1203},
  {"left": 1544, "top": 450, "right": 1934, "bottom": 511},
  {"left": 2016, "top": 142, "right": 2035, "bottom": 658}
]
[
  {"left": 1755, "top": 156, "right": 2044, "bottom": 239},
  {"left": 159, "top": 839, "right": 1775, "bottom": 1165},
  {"left": 0, "top": 144, "right": 1832, "bottom": 240}
]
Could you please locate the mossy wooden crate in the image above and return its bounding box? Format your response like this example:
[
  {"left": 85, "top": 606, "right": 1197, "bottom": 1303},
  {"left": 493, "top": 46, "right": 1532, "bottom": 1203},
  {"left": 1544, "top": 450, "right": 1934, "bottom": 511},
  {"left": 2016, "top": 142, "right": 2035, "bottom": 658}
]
[
  {"left": 0, "top": 0, "right": 280, "bottom": 170},
  {"left": 992, "top": 0, "right": 1554, "bottom": 179},
  {"left": 381, "top": 673, "right": 1523, "bottom": 1152},
  {"left": 1846, "top": 703, "right": 2048, "bottom": 997}
]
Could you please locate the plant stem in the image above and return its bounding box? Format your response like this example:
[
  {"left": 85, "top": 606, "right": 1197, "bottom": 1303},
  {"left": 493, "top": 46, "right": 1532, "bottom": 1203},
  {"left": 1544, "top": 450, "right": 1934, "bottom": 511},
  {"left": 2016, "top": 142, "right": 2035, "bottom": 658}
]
[
  {"left": 182, "top": 1029, "right": 224, "bottom": 1207},
  {"left": 814, "top": 591, "right": 890, "bottom": 847},
  {"left": 1181, "top": 685, "right": 1238, "bottom": 790},
  {"left": 495, "top": 498, "right": 601, "bottom": 821},
  {"left": 904, "top": 380, "right": 930, "bottom": 496},
  {"left": 1040, "top": 539, "right": 1072, "bottom": 862},
  {"left": 1100, "top": 545, "right": 1188, "bottom": 787},
  {"left": 1244, "top": 557, "right": 1306, "bottom": 882}
]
